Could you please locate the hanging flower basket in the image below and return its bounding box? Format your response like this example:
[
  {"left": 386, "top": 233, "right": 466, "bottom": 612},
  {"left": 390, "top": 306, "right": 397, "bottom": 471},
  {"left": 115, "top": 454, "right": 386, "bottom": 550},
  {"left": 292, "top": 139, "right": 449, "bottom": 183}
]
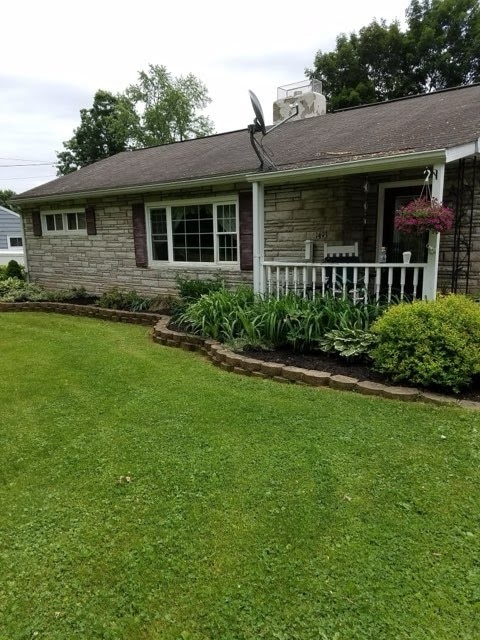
[{"left": 394, "top": 197, "right": 454, "bottom": 235}]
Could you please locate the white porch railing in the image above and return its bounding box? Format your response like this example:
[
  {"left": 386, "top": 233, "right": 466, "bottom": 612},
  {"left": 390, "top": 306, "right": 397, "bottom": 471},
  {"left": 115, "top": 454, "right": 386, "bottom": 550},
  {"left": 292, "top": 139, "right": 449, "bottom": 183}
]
[{"left": 263, "top": 262, "right": 427, "bottom": 303}]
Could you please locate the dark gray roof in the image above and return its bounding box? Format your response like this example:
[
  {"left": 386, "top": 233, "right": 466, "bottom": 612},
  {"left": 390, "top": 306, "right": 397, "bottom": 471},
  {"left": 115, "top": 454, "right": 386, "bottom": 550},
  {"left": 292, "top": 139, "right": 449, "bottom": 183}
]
[{"left": 18, "top": 84, "right": 480, "bottom": 200}]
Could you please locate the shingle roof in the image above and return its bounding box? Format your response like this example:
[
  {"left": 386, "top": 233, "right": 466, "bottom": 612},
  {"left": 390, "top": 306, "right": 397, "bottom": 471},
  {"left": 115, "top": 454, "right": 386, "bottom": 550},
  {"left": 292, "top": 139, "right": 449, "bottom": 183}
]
[{"left": 17, "top": 84, "right": 480, "bottom": 200}]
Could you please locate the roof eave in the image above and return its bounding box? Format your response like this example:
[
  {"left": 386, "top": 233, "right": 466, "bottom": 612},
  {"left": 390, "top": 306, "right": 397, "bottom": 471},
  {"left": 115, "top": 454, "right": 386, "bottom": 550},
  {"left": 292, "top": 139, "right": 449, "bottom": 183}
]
[
  {"left": 13, "top": 171, "right": 251, "bottom": 205},
  {"left": 246, "top": 150, "right": 448, "bottom": 184}
]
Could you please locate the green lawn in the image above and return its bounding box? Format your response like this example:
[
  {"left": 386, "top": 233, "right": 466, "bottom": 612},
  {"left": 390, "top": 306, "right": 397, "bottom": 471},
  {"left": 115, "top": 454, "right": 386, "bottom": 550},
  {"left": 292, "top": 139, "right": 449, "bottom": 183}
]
[{"left": 0, "top": 312, "right": 479, "bottom": 640}]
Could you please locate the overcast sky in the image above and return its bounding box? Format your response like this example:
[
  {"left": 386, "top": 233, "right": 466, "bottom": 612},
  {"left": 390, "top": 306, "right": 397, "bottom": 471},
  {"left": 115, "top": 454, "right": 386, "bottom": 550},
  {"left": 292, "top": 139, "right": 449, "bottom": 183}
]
[{"left": 1, "top": 0, "right": 410, "bottom": 194}]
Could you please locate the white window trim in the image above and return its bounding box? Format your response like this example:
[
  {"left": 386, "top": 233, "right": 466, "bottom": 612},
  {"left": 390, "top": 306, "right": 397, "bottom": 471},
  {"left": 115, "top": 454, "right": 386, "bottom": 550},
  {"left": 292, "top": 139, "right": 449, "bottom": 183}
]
[
  {"left": 7, "top": 235, "right": 23, "bottom": 249},
  {"left": 145, "top": 195, "right": 240, "bottom": 269},
  {"left": 41, "top": 208, "right": 87, "bottom": 236}
]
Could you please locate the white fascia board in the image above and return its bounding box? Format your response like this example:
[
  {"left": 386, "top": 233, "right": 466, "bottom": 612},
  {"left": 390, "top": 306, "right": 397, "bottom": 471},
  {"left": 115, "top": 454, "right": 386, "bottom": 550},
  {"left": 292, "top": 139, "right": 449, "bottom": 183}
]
[
  {"left": 445, "top": 139, "right": 480, "bottom": 163},
  {"left": 13, "top": 172, "right": 250, "bottom": 205},
  {"left": 246, "top": 150, "right": 447, "bottom": 185}
]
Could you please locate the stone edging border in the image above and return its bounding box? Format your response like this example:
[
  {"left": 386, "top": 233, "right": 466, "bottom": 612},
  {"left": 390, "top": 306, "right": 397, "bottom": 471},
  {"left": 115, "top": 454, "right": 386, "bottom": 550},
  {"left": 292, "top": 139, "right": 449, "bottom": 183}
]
[
  {"left": 152, "top": 317, "right": 480, "bottom": 411},
  {"left": 1, "top": 303, "right": 478, "bottom": 410},
  {"left": 0, "top": 301, "right": 162, "bottom": 326}
]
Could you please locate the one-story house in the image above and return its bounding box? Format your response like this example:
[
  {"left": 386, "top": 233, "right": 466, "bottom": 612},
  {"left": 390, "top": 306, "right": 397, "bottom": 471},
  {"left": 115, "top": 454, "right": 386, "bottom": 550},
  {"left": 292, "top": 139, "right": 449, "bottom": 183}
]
[
  {"left": 14, "top": 82, "right": 480, "bottom": 301},
  {"left": 0, "top": 205, "right": 24, "bottom": 266}
]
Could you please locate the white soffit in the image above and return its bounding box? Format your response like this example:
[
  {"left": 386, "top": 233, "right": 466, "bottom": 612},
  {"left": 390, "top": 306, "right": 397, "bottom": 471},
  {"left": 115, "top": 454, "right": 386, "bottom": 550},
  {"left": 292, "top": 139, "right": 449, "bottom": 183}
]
[{"left": 445, "top": 138, "right": 480, "bottom": 163}]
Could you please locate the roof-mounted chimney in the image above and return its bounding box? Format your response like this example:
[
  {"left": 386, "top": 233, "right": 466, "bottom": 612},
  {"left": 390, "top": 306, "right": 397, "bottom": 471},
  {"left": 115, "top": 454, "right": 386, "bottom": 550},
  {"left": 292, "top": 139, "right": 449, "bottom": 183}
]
[{"left": 273, "top": 79, "right": 326, "bottom": 124}]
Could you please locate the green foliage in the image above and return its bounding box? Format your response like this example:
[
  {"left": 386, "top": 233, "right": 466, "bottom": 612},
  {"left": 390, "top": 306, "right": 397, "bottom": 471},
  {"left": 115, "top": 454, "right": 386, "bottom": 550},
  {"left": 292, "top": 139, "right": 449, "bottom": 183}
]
[
  {"left": 56, "top": 65, "right": 214, "bottom": 174},
  {"left": 317, "top": 328, "right": 379, "bottom": 361},
  {"left": 0, "top": 278, "right": 48, "bottom": 302},
  {"left": 175, "top": 274, "right": 225, "bottom": 302},
  {"left": 407, "top": 0, "right": 480, "bottom": 89},
  {"left": 0, "top": 280, "right": 95, "bottom": 304},
  {"left": 56, "top": 90, "right": 138, "bottom": 175},
  {"left": 126, "top": 64, "right": 214, "bottom": 146},
  {"left": 97, "top": 287, "right": 155, "bottom": 312},
  {"left": 178, "top": 289, "right": 385, "bottom": 351},
  {"left": 0, "top": 189, "right": 19, "bottom": 212},
  {"left": 371, "top": 295, "right": 480, "bottom": 391},
  {"left": 307, "top": 0, "right": 480, "bottom": 110},
  {"left": 5, "top": 259, "right": 25, "bottom": 280}
]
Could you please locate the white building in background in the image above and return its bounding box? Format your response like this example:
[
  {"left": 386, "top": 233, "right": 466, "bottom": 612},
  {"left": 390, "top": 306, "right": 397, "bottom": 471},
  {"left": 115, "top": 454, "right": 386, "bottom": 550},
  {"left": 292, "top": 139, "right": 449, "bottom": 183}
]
[{"left": 0, "top": 205, "right": 25, "bottom": 265}]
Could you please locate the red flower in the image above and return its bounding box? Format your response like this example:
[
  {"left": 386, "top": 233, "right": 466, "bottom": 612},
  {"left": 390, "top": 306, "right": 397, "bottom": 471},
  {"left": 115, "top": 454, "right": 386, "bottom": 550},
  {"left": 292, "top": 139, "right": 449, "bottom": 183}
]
[{"left": 394, "top": 197, "right": 454, "bottom": 234}]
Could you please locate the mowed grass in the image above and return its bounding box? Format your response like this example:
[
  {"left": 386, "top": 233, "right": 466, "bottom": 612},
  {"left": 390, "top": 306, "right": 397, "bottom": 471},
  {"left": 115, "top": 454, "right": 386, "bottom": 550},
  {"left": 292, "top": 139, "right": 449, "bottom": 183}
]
[{"left": 0, "top": 313, "right": 479, "bottom": 640}]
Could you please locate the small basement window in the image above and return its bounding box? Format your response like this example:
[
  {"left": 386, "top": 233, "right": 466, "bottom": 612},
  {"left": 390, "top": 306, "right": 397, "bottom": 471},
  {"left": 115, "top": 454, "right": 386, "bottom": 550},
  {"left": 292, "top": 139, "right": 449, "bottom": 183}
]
[{"left": 42, "top": 211, "right": 86, "bottom": 234}]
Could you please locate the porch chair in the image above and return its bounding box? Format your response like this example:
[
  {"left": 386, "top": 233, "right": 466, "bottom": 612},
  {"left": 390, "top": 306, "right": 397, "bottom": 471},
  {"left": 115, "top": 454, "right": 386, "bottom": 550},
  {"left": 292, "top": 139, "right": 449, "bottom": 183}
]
[
  {"left": 322, "top": 242, "right": 362, "bottom": 300},
  {"left": 323, "top": 242, "right": 359, "bottom": 261}
]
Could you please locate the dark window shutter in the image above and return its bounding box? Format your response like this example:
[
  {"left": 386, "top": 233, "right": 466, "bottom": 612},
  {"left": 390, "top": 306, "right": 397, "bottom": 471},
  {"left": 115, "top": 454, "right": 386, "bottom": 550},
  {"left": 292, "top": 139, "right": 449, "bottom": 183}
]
[
  {"left": 132, "top": 203, "right": 148, "bottom": 268},
  {"left": 85, "top": 205, "right": 97, "bottom": 235},
  {"left": 239, "top": 191, "right": 253, "bottom": 271},
  {"left": 32, "top": 210, "right": 42, "bottom": 237}
]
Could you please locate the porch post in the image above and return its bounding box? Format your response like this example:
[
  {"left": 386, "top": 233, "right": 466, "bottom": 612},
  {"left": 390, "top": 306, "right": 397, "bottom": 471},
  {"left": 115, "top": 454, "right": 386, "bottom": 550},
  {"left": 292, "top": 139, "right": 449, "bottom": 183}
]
[
  {"left": 422, "top": 163, "right": 445, "bottom": 300},
  {"left": 252, "top": 181, "right": 265, "bottom": 294}
]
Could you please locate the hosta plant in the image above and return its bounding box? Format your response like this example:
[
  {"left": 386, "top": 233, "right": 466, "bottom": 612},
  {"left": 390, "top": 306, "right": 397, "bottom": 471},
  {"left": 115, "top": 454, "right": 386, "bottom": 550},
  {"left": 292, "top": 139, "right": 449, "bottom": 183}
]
[{"left": 317, "top": 328, "right": 379, "bottom": 361}]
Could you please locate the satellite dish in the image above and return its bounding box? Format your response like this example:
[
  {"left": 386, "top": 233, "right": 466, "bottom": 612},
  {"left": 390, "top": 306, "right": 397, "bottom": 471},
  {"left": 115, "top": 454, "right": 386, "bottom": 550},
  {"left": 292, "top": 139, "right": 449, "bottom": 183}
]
[
  {"left": 248, "top": 90, "right": 267, "bottom": 135},
  {"left": 247, "top": 88, "right": 299, "bottom": 171}
]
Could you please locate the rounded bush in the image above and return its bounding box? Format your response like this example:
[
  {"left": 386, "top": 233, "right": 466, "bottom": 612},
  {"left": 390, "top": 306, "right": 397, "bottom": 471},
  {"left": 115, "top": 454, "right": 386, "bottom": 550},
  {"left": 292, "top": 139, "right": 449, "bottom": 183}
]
[{"left": 371, "top": 295, "right": 480, "bottom": 392}]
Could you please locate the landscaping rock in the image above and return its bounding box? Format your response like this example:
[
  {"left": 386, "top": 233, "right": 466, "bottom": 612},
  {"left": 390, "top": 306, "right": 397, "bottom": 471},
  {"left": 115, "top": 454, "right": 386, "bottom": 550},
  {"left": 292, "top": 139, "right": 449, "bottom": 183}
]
[
  {"left": 356, "top": 380, "right": 391, "bottom": 396},
  {"left": 329, "top": 374, "right": 357, "bottom": 390},
  {"left": 380, "top": 386, "right": 419, "bottom": 401},
  {"left": 302, "top": 370, "right": 331, "bottom": 386}
]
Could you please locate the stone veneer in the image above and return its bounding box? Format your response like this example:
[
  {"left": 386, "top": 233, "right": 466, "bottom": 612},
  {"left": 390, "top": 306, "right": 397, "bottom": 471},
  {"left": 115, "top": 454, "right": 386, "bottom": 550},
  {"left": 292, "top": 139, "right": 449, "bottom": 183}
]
[
  {"left": 21, "top": 162, "right": 480, "bottom": 296},
  {"left": 21, "top": 183, "right": 253, "bottom": 296}
]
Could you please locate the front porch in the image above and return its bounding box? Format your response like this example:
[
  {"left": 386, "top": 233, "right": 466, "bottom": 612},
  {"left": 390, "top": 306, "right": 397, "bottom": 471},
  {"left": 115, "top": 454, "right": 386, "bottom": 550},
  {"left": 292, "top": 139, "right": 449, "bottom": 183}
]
[{"left": 249, "top": 158, "right": 453, "bottom": 302}]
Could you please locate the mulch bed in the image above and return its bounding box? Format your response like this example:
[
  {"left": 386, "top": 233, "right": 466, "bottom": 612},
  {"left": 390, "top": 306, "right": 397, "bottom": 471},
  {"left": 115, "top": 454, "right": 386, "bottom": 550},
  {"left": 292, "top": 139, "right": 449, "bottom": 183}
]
[{"left": 243, "top": 347, "right": 480, "bottom": 403}]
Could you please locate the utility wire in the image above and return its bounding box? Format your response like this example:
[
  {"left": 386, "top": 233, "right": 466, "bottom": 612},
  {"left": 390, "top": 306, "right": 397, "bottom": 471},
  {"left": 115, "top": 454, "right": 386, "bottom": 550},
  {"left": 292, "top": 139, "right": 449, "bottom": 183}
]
[
  {"left": 0, "top": 162, "right": 58, "bottom": 167},
  {"left": 0, "top": 156, "right": 56, "bottom": 162},
  {"left": 1, "top": 175, "right": 57, "bottom": 180}
]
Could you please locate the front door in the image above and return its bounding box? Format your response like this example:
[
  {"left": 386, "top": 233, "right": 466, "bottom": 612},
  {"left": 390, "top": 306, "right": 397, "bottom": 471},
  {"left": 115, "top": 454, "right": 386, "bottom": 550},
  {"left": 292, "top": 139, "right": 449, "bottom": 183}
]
[{"left": 383, "top": 186, "right": 428, "bottom": 263}]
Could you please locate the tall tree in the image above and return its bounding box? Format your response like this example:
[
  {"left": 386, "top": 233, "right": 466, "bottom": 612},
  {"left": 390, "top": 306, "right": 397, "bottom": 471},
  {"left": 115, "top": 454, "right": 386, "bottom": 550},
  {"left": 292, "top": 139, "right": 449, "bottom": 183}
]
[
  {"left": 57, "top": 90, "right": 138, "bottom": 175},
  {"left": 307, "top": 0, "right": 480, "bottom": 111},
  {"left": 407, "top": 0, "right": 480, "bottom": 90},
  {"left": 56, "top": 66, "right": 214, "bottom": 175},
  {"left": 126, "top": 64, "right": 214, "bottom": 147},
  {"left": 0, "top": 189, "right": 19, "bottom": 212}
]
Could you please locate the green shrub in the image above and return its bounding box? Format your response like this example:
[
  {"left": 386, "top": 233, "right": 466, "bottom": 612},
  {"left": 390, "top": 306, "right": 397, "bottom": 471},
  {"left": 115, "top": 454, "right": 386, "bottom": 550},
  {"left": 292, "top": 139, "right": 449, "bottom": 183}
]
[
  {"left": 176, "top": 275, "right": 225, "bottom": 301},
  {"left": 371, "top": 295, "right": 480, "bottom": 392},
  {"left": 0, "top": 278, "right": 48, "bottom": 302},
  {"left": 5, "top": 260, "right": 25, "bottom": 280},
  {"left": 0, "top": 262, "right": 26, "bottom": 281},
  {"left": 97, "top": 288, "right": 154, "bottom": 312},
  {"left": 317, "top": 328, "right": 379, "bottom": 361}
]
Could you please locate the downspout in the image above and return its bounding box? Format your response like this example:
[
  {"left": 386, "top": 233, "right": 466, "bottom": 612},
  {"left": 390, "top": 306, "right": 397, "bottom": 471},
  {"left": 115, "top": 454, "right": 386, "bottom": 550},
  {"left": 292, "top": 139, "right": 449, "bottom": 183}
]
[
  {"left": 252, "top": 181, "right": 265, "bottom": 294},
  {"left": 19, "top": 211, "right": 29, "bottom": 279},
  {"left": 423, "top": 163, "right": 445, "bottom": 300}
]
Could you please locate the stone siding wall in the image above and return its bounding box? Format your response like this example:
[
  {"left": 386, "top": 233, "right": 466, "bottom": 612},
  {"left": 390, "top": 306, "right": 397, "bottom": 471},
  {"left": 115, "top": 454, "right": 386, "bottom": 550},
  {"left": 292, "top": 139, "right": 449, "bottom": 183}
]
[
  {"left": 22, "top": 162, "right": 480, "bottom": 297},
  {"left": 23, "top": 184, "right": 253, "bottom": 296},
  {"left": 264, "top": 177, "right": 356, "bottom": 262}
]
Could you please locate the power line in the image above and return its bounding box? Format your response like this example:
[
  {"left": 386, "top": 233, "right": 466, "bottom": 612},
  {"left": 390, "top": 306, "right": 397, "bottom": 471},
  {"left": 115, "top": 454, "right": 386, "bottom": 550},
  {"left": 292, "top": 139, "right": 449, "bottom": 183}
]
[
  {"left": 0, "top": 156, "right": 56, "bottom": 163},
  {"left": 0, "top": 162, "right": 58, "bottom": 167},
  {"left": 1, "top": 175, "right": 57, "bottom": 180}
]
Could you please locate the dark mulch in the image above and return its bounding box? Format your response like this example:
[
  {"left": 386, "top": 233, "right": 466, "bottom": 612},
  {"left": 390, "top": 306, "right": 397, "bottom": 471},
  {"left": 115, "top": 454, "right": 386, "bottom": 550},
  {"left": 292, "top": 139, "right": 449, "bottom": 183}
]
[{"left": 243, "top": 347, "right": 480, "bottom": 402}]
